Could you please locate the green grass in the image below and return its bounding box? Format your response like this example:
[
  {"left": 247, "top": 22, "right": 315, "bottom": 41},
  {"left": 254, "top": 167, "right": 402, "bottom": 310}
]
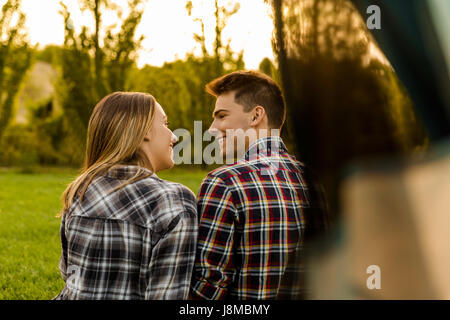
[{"left": 0, "top": 166, "right": 207, "bottom": 299}]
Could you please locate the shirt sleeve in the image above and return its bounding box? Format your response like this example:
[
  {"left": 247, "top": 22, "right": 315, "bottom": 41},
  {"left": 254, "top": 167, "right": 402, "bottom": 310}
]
[
  {"left": 190, "top": 175, "right": 238, "bottom": 300},
  {"left": 145, "top": 187, "right": 198, "bottom": 300}
]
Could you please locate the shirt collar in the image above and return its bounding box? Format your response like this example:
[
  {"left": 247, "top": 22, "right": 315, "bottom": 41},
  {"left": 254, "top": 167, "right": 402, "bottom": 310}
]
[
  {"left": 104, "top": 164, "right": 159, "bottom": 180},
  {"left": 242, "top": 136, "right": 288, "bottom": 161}
]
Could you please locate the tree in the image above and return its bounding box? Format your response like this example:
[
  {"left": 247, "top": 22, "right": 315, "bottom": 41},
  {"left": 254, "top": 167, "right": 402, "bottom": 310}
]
[
  {"left": 186, "top": 0, "right": 244, "bottom": 74},
  {"left": 183, "top": 0, "right": 245, "bottom": 167},
  {"left": 57, "top": 0, "right": 146, "bottom": 164},
  {"left": 0, "top": 0, "right": 33, "bottom": 142},
  {"left": 103, "top": 0, "right": 145, "bottom": 92}
]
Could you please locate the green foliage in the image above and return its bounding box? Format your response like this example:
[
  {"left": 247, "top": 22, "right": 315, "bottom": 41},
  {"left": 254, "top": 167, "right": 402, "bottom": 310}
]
[
  {"left": 186, "top": 0, "right": 244, "bottom": 74},
  {"left": 259, "top": 57, "right": 275, "bottom": 77},
  {"left": 0, "top": 124, "right": 38, "bottom": 168},
  {"left": 126, "top": 1, "right": 247, "bottom": 167},
  {"left": 0, "top": 0, "right": 33, "bottom": 142},
  {"left": 28, "top": 99, "right": 71, "bottom": 165},
  {"left": 0, "top": 118, "right": 63, "bottom": 168},
  {"left": 55, "top": 0, "right": 145, "bottom": 163},
  {"left": 128, "top": 52, "right": 248, "bottom": 168},
  {"left": 103, "top": 0, "right": 145, "bottom": 92},
  {"left": 34, "top": 45, "right": 63, "bottom": 65},
  {"left": 129, "top": 64, "right": 192, "bottom": 131},
  {"left": 0, "top": 0, "right": 251, "bottom": 169},
  {"left": 0, "top": 96, "right": 80, "bottom": 168}
]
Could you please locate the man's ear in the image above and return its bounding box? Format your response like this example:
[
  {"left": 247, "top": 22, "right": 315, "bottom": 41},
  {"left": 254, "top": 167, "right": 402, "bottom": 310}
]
[{"left": 250, "top": 106, "right": 266, "bottom": 126}]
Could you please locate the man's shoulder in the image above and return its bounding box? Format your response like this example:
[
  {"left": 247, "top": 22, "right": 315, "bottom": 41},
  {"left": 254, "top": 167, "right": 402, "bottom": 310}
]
[
  {"left": 204, "top": 161, "right": 259, "bottom": 183},
  {"left": 204, "top": 155, "right": 308, "bottom": 184}
]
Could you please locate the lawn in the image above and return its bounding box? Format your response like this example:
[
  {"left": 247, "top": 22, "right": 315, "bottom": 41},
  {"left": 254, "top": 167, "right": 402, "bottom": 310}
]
[{"left": 0, "top": 166, "right": 208, "bottom": 300}]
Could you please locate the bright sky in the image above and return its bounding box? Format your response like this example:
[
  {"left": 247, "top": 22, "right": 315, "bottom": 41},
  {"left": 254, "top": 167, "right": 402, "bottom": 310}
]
[{"left": 19, "top": 0, "right": 275, "bottom": 69}]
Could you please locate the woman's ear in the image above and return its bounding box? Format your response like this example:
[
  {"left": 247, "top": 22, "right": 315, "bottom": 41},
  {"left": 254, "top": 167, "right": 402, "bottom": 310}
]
[{"left": 143, "top": 131, "right": 151, "bottom": 142}]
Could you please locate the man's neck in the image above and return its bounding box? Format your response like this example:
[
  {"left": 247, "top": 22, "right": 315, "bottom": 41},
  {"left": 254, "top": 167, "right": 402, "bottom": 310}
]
[{"left": 249, "top": 127, "right": 281, "bottom": 146}]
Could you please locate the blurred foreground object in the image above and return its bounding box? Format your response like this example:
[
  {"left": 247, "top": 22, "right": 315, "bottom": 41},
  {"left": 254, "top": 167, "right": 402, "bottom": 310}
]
[
  {"left": 352, "top": 0, "right": 450, "bottom": 141},
  {"left": 273, "top": 0, "right": 450, "bottom": 298},
  {"left": 310, "top": 142, "right": 450, "bottom": 299}
]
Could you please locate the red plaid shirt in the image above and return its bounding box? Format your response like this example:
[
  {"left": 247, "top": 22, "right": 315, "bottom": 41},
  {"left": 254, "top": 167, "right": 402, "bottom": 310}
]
[{"left": 191, "top": 136, "right": 329, "bottom": 300}]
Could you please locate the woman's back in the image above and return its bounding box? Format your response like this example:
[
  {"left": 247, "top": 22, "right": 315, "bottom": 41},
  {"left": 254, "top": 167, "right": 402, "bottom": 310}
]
[{"left": 55, "top": 165, "right": 197, "bottom": 300}]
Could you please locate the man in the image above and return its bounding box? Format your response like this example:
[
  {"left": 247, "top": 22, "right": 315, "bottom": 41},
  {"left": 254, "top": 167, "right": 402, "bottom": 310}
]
[{"left": 190, "top": 70, "right": 330, "bottom": 300}]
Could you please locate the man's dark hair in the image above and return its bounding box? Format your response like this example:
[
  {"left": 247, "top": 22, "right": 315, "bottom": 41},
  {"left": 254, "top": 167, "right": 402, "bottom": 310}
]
[{"left": 206, "top": 70, "right": 286, "bottom": 129}]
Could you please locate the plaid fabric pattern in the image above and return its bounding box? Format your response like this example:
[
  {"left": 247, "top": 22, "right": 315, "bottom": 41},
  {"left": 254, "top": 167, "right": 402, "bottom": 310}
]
[
  {"left": 191, "top": 136, "right": 329, "bottom": 300},
  {"left": 54, "top": 165, "right": 198, "bottom": 300}
]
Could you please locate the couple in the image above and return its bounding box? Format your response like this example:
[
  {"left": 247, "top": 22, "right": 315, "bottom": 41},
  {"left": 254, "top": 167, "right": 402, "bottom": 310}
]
[{"left": 54, "top": 71, "right": 329, "bottom": 300}]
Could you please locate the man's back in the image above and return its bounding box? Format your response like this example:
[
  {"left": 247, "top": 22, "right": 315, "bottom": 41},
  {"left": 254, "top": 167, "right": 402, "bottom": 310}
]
[{"left": 191, "top": 136, "right": 329, "bottom": 299}]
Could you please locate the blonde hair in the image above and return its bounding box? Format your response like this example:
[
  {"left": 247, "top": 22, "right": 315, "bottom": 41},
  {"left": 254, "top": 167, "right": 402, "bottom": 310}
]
[{"left": 59, "top": 92, "right": 156, "bottom": 216}]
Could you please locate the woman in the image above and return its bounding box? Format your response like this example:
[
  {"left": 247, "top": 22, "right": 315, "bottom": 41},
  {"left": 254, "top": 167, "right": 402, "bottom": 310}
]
[{"left": 54, "top": 92, "right": 197, "bottom": 300}]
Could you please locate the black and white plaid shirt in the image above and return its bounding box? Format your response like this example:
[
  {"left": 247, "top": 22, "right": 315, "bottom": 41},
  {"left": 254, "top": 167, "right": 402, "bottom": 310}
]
[{"left": 54, "top": 165, "right": 198, "bottom": 300}]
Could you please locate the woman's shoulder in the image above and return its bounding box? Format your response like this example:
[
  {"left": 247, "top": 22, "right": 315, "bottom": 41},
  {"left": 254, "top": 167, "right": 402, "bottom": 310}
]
[
  {"left": 66, "top": 166, "right": 197, "bottom": 231},
  {"left": 136, "top": 175, "right": 196, "bottom": 204},
  {"left": 105, "top": 165, "right": 195, "bottom": 204},
  {"left": 135, "top": 176, "right": 197, "bottom": 233}
]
